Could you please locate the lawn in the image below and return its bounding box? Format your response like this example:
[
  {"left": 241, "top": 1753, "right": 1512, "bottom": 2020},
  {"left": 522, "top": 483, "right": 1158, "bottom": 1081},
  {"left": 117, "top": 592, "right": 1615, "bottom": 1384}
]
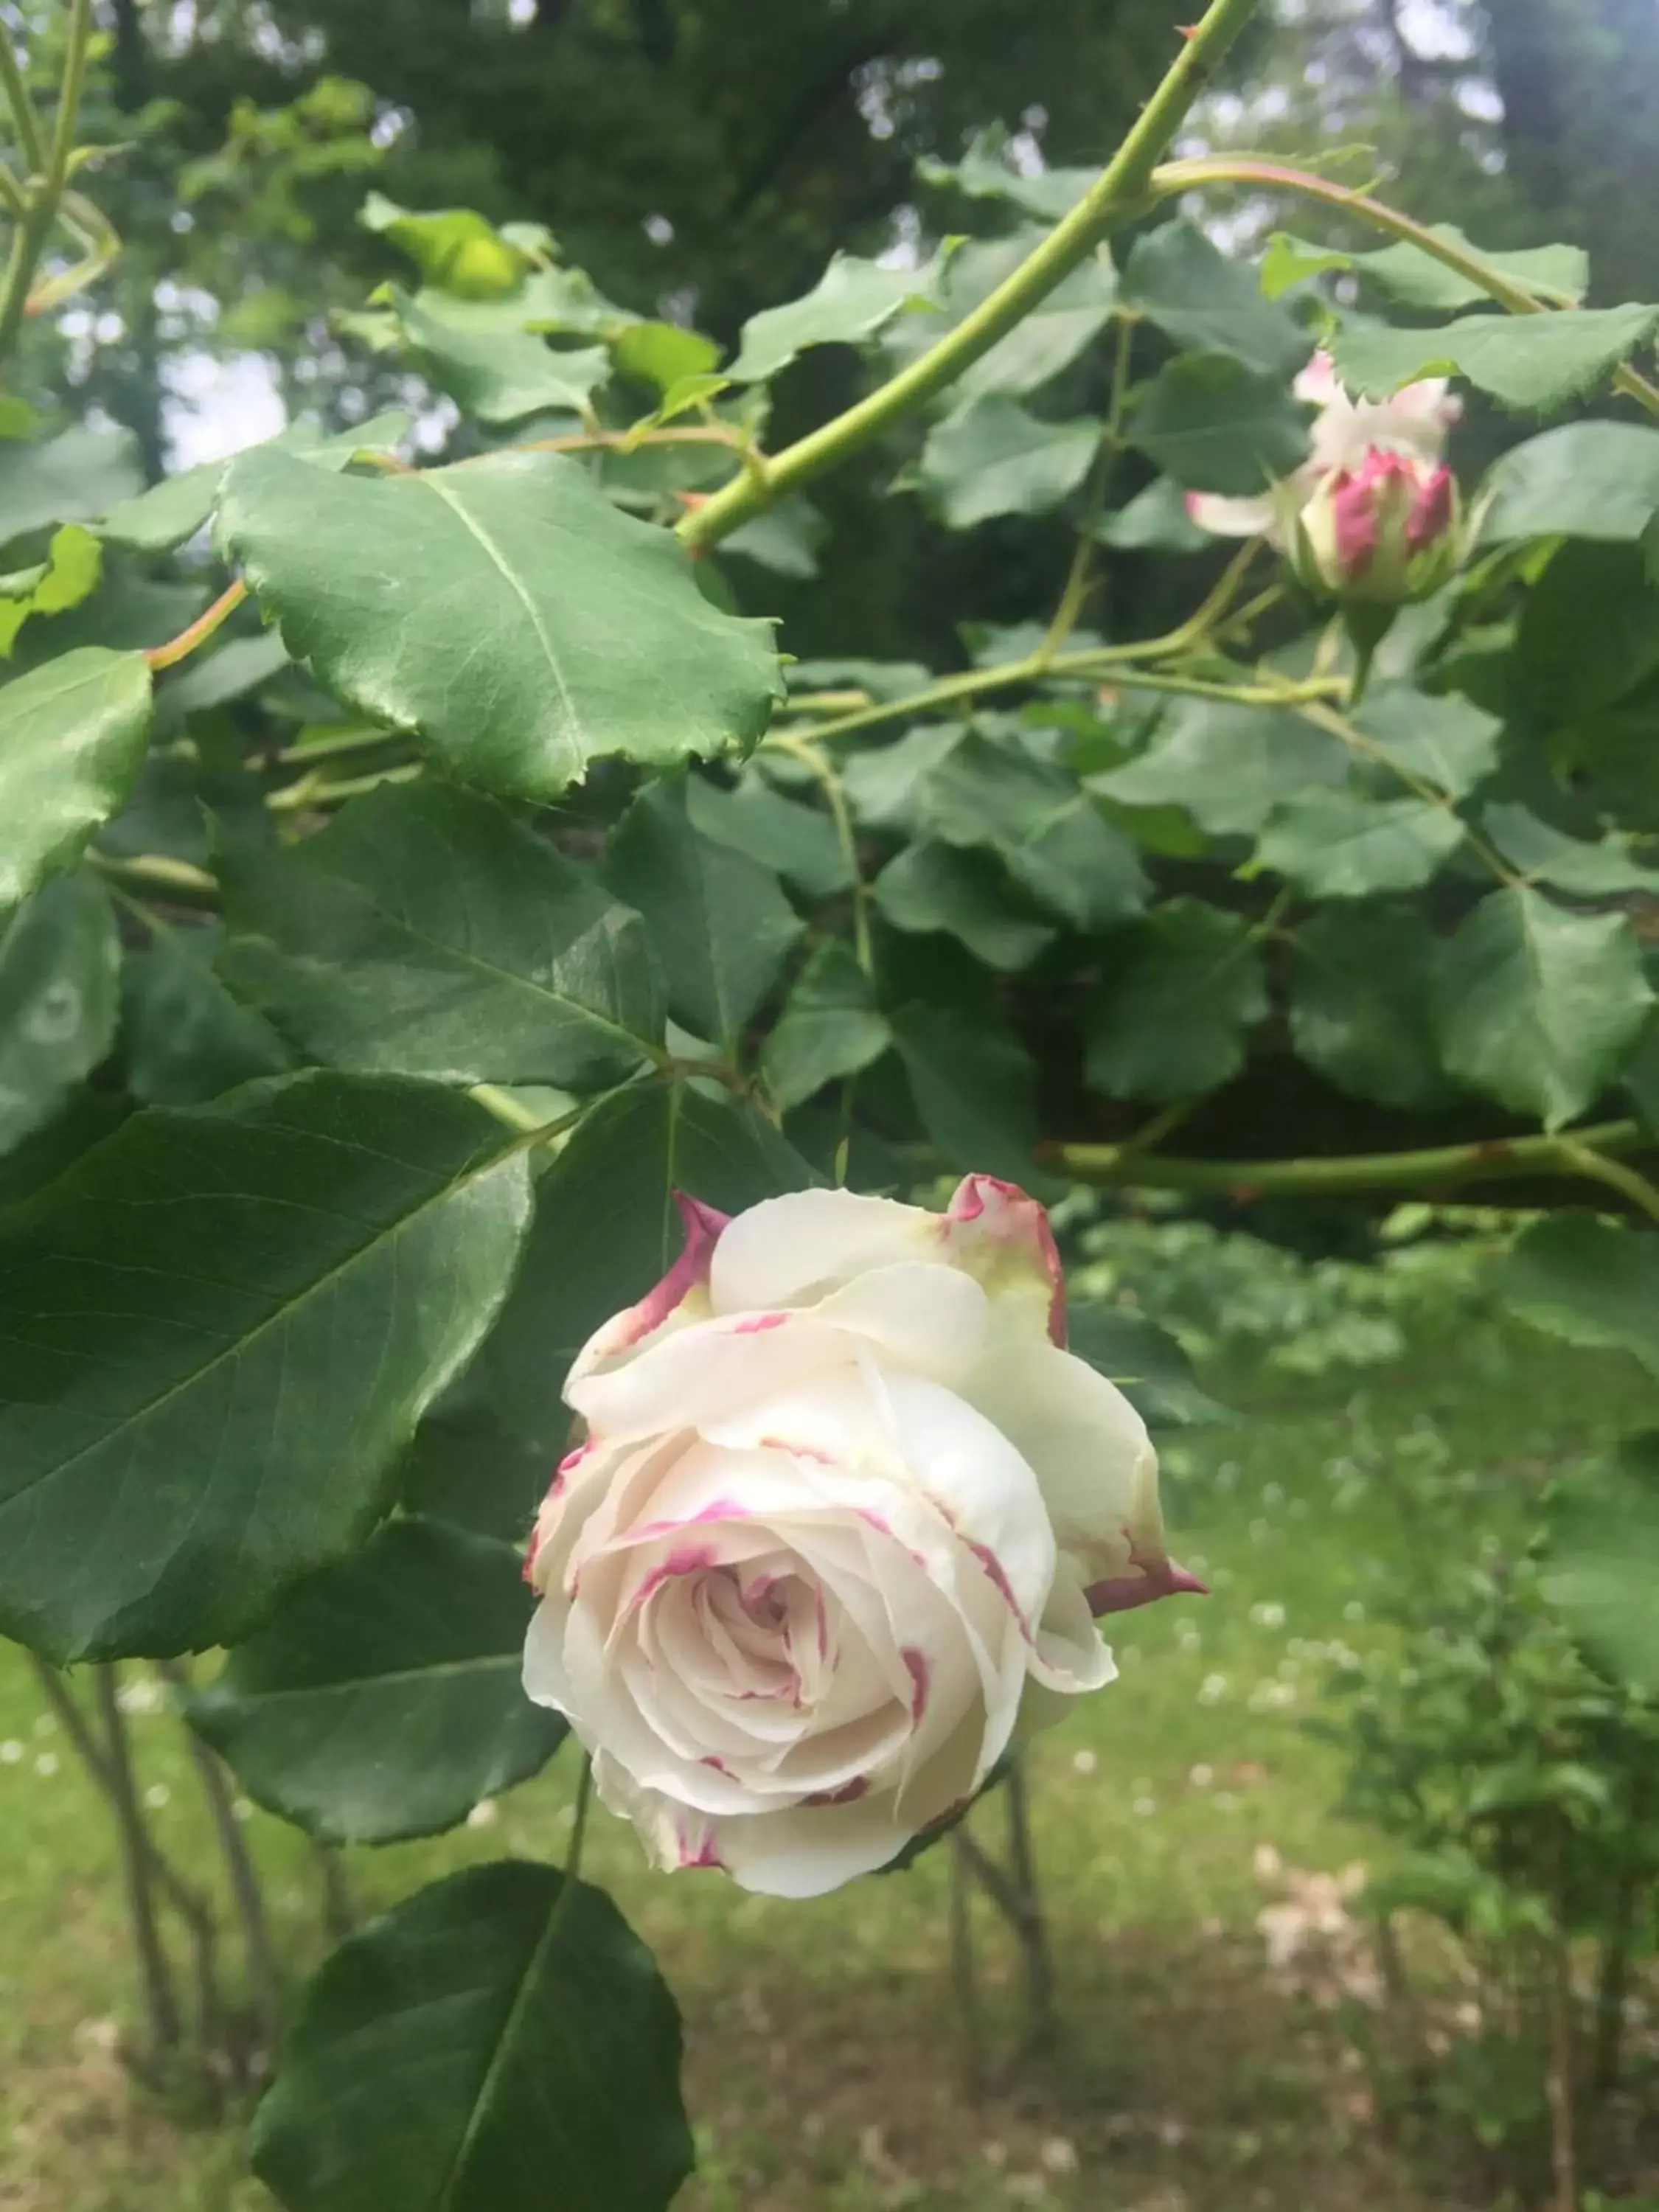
[{"left": 2, "top": 1310, "right": 1654, "bottom": 2212}]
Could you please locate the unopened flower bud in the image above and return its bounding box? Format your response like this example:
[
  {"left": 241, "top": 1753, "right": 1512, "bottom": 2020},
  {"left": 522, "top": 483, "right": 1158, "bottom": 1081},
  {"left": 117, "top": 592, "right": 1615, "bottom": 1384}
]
[{"left": 1290, "top": 448, "right": 1460, "bottom": 606}]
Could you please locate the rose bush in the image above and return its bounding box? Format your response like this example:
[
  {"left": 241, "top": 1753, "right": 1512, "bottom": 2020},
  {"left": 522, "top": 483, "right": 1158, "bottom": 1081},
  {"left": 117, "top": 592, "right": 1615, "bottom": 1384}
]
[{"left": 523, "top": 1178, "right": 1200, "bottom": 1896}]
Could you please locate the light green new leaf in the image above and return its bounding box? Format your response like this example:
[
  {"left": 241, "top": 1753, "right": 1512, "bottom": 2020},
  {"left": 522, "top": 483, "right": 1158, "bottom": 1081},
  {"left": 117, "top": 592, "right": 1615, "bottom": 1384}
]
[
  {"left": 0, "top": 647, "right": 153, "bottom": 910},
  {"left": 1126, "top": 354, "right": 1310, "bottom": 495},
  {"left": 218, "top": 448, "right": 781, "bottom": 801},
  {"left": 1256, "top": 793, "right": 1463, "bottom": 898},
  {"left": 1121, "top": 220, "right": 1309, "bottom": 379},
  {"left": 482, "top": 1080, "right": 814, "bottom": 1444},
  {"left": 1503, "top": 1212, "right": 1659, "bottom": 1377},
  {"left": 728, "top": 246, "right": 951, "bottom": 383},
  {"left": 0, "top": 874, "right": 120, "bottom": 1155},
  {"left": 359, "top": 191, "right": 531, "bottom": 297},
  {"left": 915, "top": 396, "right": 1098, "bottom": 528},
  {"left": 1085, "top": 900, "right": 1266, "bottom": 1102},
  {"left": 912, "top": 728, "right": 1146, "bottom": 929},
  {"left": 1435, "top": 888, "right": 1652, "bottom": 1128},
  {"left": 1094, "top": 697, "right": 1348, "bottom": 838},
  {"left": 1478, "top": 423, "right": 1659, "bottom": 545},
  {"left": 603, "top": 779, "right": 801, "bottom": 1048},
  {"left": 1483, "top": 803, "right": 1659, "bottom": 897},
  {"left": 761, "top": 942, "right": 890, "bottom": 1111},
  {"left": 0, "top": 425, "right": 142, "bottom": 549},
  {"left": 253, "top": 1863, "right": 692, "bottom": 2212},
  {"left": 1332, "top": 305, "right": 1659, "bottom": 417},
  {"left": 1545, "top": 1434, "right": 1659, "bottom": 1693},
  {"left": 685, "top": 773, "right": 852, "bottom": 899},
  {"left": 120, "top": 920, "right": 294, "bottom": 1105},
  {"left": 0, "top": 524, "right": 101, "bottom": 656},
  {"left": 220, "top": 782, "right": 662, "bottom": 1087},
  {"left": 1353, "top": 684, "right": 1502, "bottom": 798},
  {"left": 1289, "top": 905, "right": 1449, "bottom": 1110},
  {"left": 873, "top": 841, "right": 1055, "bottom": 971},
  {"left": 1350, "top": 226, "right": 1587, "bottom": 311},
  {"left": 98, "top": 413, "right": 412, "bottom": 555},
  {"left": 189, "top": 1517, "right": 566, "bottom": 1845},
  {"left": 386, "top": 286, "right": 610, "bottom": 424},
  {"left": 888, "top": 1000, "right": 1043, "bottom": 1186},
  {"left": 612, "top": 319, "right": 721, "bottom": 394},
  {"left": 0, "top": 1073, "right": 533, "bottom": 1661}
]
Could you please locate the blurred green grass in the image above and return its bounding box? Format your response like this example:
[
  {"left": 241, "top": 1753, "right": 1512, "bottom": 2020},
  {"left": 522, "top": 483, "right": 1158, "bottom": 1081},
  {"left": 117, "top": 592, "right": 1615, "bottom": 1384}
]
[{"left": 1, "top": 1318, "right": 1652, "bottom": 2212}]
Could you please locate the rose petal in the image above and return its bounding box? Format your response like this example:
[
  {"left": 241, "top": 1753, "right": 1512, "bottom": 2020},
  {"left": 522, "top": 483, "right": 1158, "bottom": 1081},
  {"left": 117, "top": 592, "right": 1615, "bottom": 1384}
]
[{"left": 707, "top": 1188, "right": 940, "bottom": 1316}]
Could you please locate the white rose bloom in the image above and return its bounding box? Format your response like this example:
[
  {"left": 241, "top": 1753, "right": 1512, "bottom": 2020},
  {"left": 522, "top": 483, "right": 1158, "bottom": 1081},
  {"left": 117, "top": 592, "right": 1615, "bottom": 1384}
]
[
  {"left": 1186, "top": 349, "right": 1461, "bottom": 539},
  {"left": 523, "top": 1176, "right": 1203, "bottom": 1899}
]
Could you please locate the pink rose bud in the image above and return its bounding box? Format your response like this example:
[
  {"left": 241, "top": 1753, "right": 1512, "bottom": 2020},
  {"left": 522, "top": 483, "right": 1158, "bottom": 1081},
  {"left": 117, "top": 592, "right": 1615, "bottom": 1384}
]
[{"left": 1291, "top": 445, "right": 1460, "bottom": 607}]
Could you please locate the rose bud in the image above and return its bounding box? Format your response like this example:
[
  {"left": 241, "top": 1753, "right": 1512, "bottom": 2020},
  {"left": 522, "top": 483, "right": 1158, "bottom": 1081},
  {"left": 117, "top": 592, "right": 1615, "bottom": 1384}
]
[
  {"left": 1290, "top": 446, "right": 1460, "bottom": 606},
  {"left": 522, "top": 1178, "right": 1203, "bottom": 1898}
]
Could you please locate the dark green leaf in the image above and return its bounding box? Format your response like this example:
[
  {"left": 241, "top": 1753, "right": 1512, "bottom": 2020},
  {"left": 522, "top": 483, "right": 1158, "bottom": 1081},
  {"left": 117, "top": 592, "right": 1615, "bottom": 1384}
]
[
  {"left": 915, "top": 396, "right": 1097, "bottom": 528},
  {"left": 1503, "top": 1212, "right": 1659, "bottom": 1377},
  {"left": 1066, "top": 1304, "right": 1228, "bottom": 1428},
  {"left": 482, "top": 1080, "right": 813, "bottom": 1444},
  {"left": 1094, "top": 696, "right": 1347, "bottom": 837},
  {"left": 1482, "top": 803, "right": 1659, "bottom": 897},
  {"left": 888, "top": 1000, "right": 1041, "bottom": 1184},
  {"left": 1084, "top": 900, "right": 1266, "bottom": 1102},
  {"left": 841, "top": 723, "right": 965, "bottom": 830},
  {"left": 1289, "top": 905, "right": 1450, "bottom": 1109},
  {"left": 0, "top": 648, "right": 153, "bottom": 909},
  {"left": 886, "top": 230, "right": 1115, "bottom": 400},
  {"left": 1352, "top": 684, "right": 1502, "bottom": 799},
  {"left": 254, "top": 1861, "right": 691, "bottom": 2212},
  {"left": 400, "top": 1401, "right": 550, "bottom": 1543},
  {"left": 0, "top": 425, "right": 142, "bottom": 549},
  {"left": 1121, "top": 220, "right": 1309, "bottom": 379},
  {"left": 1350, "top": 226, "right": 1587, "bottom": 311},
  {"left": 872, "top": 841, "right": 1054, "bottom": 971},
  {"left": 119, "top": 920, "right": 295, "bottom": 1105},
  {"left": 1479, "top": 423, "right": 1659, "bottom": 546},
  {"left": 1126, "top": 354, "right": 1310, "bottom": 495},
  {"left": 1332, "top": 306, "right": 1659, "bottom": 417},
  {"left": 1436, "top": 888, "right": 1652, "bottom": 1128},
  {"left": 190, "top": 1517, "right": 563, "bottom": 1844},
  {"left": 0, "top": 1074, "right": 533, "bottom": 1660},
  {"left": 220, "top": 783, "right": 662, "bottom": 1086},
  {"left": 761, "top": 942, "right": 890, "bottom": 1111},
  {"left": 0, "top": 874, "right": 119, "bottom": 1154},
  {"left": 1545, "top": 1434, "right": 1659, "bottom": 1691},
  {"left": 603, "top": 780, "right": 801, "bottom": 1047},
  {"left": 218, "top": 449, "right": 780, "bottom": 801},
  {"left": 0, "top": 1091, "right": 128, "bottom": 1217},
  {"left": 1517, "top": 541, "right": 1659, "bottom": 721},
  {"left": 1256, "top": 793, "right": 1462, "bottom": 897},
  {"left": 684, "top": 772, "right": 851, "bottom": 899},
  {"left": 728, "top": 246, "right": 950, "bottom": 382},
  {"left": 911, "top": 729, "right": 1147, "bottom": 929}
]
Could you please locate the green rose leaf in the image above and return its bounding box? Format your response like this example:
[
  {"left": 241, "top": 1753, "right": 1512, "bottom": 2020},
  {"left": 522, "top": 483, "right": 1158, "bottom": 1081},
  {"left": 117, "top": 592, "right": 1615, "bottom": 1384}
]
[
  {"left": 1084, "top": 900, "right": 1266, "bottom": 1102},
  {"left": 761, "top": 941, "right": 891, "bottom": 1111},
  {"left": 1094, "top": 697, "right": 1347, "bottom": 838},
  {"left": 1331, "top": 305, "right": 1659, "bottom": 417},
  {"left": 1435, "top": 888, "right": 1652, "bottom": 1128},
  {"left": 603, "top": 779, "right": 802, "bottom": 1048},
  {"left": 220, "top": 782, "right": 663, "bottom": 1087},
  {"left": 1289, "top": 905, "right": 1450, "bottom": 1110},
  {"left": 1255, "top": 793, "right": 1463, "bottom": 898},
  {"left": 727, "top": 246, "right": 950, "bottom": 383},
  {"left": 0, "top": 1073, "right": 533, "bottom": 1661},
  {"left": 119, "top": 920, "right": 295, "bottom": 1105},
  {"left": 217, "top": 448, "right": 780, "bottom": 801},
  {"left": 1545, "top": 1433, "right": 1659, "bottom": 1693},
  {"left": 1478, "top": 422, "right": 1659, "bottom": 546},
  {"left": 917, "top": 128, "right": 1094, "bottom": 222},
  {"left": 888, "top": 999, "right": 1043, "bottom": 1186},
  {"left": 1126, "top": 354, "right": 1310, "bottom": 495},
  {"left": 400, "top": 1400, "right": 550, "bottom": 1543},
  {"left": 1352, "top": 684, "right": 1502, "bottom": 799},
  {"left": 1482, "top": 803, "right": 1659, "bottom": 897},
  {"left": 0, "top": 647, "right": 153, "bottom": 910},
  {"left": 0, "top": 874, "right": 120, "bottom": 1154},
  {"left": 1121, "top": 219, "right": 1309, "bottom": 379},
  {"left": 1349, "top": 226, "right": 1587, "bottom": 312},
  {"left": 0, "top": 523, "right": 102, "bottom": 656},
  {"left": 483, "top": 1079, "right": 815, "bottom": 1444},
  {"left": 1517, "top": 541, "right": 1659, "bottom": 723},
  {"left": 97, "top": 414, "right": 412, "bottom": 556},
  {"left": 1503, "top": 1212, "right": 1659, "bottom": 1378},
  {"left": 719, "top": 497, "right": 828, "bottom": 580},
  {"left": 253, "top": 1861, "right": 692, "bottom": 2212},
  {"left": 1066, "top": 1304, "right": 1228, "bottom": 1429},
  {"left": 885, "top": 229, "right": 1116, "bottom": 401},
  {"left": 915, "top": 396, "right": 1099, "bottom": 528},
  {"left": 189, "top": 1517, "right": 565, "bottom": 1845},
  {"left": 0, "top": 425, "right": 143, "bottom": 549},
  {"left": 1096, "top": 476, "right": 1213, "bottom": 552},
  {"left": 386, "top": 286, "right": 611, "bottom": 424},
  {"left": 872, "top": 841, "right": 1056, "bottom": 972},
  {"left": 684, "top": 771, "right": 851, "bottom": 899}
]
